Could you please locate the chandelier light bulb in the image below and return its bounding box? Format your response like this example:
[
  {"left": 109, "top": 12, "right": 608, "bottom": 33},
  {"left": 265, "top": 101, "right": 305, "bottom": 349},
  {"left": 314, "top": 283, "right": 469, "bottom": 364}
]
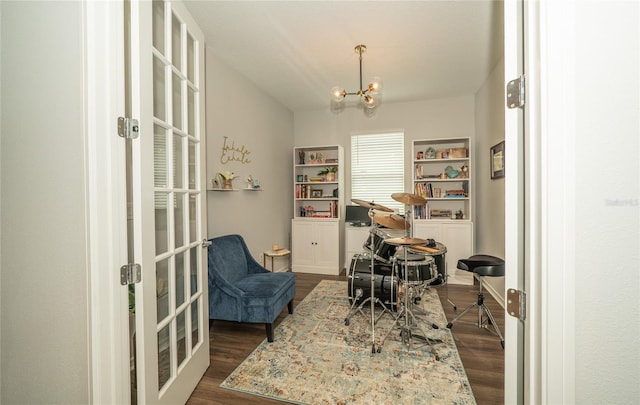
[
  {"left": 330, "top": 86, "right": 346, "bottom": 103},
  {"left": 363, "top": 94, "right": 378, "bottom": 109},
  {"left": 369, "top": 77, "right": 383, "bottom": 94}
]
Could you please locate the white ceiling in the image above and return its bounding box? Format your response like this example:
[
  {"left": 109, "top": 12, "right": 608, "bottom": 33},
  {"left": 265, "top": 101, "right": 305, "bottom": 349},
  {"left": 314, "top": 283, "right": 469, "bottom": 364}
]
[{"left": 183, "top": 1, "right": 504, "bottom": 113}]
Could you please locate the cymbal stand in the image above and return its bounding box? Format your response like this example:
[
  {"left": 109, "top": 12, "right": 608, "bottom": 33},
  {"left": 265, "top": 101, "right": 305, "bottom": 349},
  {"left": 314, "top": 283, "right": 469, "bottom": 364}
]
[
  {"left": 343, "top": 207, "right": 392, "bottom": 354},
  {"left": 379, "top": 246, "right": 441, "bottom": 360}
]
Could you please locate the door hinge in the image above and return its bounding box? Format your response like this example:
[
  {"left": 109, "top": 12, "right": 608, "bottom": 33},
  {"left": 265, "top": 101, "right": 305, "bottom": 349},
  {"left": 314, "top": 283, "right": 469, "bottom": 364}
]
[
  {"left": 506, "top": 75, "right": 525, "bottom": 109},
  {"left": 120, "top": 263, "right": 141, "bottom": 285},
  {"left": 506, "top": 288, "right": 526, "bottom": 321},
  {"left": 117, "top": 117, "right": 139, "bottom": 139}
]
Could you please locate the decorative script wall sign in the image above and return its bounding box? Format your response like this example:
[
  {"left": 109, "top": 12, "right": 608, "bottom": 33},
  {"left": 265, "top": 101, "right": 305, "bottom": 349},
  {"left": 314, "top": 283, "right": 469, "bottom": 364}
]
[{"left": 220, "top": 136, "right": 252, "bottom": 165}]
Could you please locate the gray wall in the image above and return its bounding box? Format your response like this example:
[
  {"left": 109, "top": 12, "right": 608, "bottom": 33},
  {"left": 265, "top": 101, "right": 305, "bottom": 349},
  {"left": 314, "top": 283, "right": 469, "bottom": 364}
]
[
  {"left": 1, "top": 2, "right": 90, "bottom": 403},
  {"left": 572, "top": 2, "right": 639, "bottom": 402},
  {"left": 474, "top": 58, "right": 506, "bottom": 302},
  {"left": 205, "top": 51, "right": 294, "bottom": 262}
]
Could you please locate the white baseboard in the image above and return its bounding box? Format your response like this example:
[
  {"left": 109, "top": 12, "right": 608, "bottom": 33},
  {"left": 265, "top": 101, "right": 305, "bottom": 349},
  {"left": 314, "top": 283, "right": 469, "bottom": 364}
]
[{"left": 481, "top": 279, "right": 505, "bottom": 309}]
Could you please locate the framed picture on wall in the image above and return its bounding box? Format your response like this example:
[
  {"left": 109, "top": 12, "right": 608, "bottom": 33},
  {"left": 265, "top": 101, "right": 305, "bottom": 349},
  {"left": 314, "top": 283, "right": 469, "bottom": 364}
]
[{"left": 490, "top": 141, "right": 505, "bottom": 179}]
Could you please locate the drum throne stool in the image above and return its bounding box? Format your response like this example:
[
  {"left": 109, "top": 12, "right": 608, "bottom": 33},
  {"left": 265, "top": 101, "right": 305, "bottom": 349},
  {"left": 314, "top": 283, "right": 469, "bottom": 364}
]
[{"left": 446, "top": 254, "right": 505, "bottom": 348}]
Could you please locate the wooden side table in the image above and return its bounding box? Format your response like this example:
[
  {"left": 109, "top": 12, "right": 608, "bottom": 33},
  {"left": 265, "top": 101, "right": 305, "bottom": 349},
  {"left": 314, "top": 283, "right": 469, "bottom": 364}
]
[{"left": 263, "top": 248, "right": 291, "bottom": 272}]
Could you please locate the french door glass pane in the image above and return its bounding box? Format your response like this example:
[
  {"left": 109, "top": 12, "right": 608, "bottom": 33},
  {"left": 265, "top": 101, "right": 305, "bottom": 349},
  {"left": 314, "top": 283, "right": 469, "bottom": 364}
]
[
  {"left": 174, "top": 192, "right": 185, "bottom": 249},
  {"left": 176, "top": 310, "right": 187, "bottom": 367},
  {"left": 172, "top": 133, "right": 183, "bottom": 188},
  {"left": 153, "top": 56, "right": 166, "bottom": 121},
  {"left": 171, "top": 13, "right": 182, "bottom": 71},
  {"left": 157, "top": 324, "right": 171, "bottom": 389},
  {"left": 190, "top": 246, "right": 199, "bottom": 295},
  {"left": 189, "top": 194, "right": 197, "bottom": 242},
  {"left": 190, "top": 300, "right": 199, "bottom": 349},
  {"left": 187, "top": 33, "right": 194, "bottom": 83},
  {"left": 187, "top": 87, "right": 195, "bottom": 135},
  {"left": 188, "top": 140, "right": 196, "bottom": 190},
  {"left": 172, "top": 72, "right": 182, "bottom": 130},
  {"left": 154, "top": 125, "right": 168, "bottom": 187},
  {"left": 155, "top": 192, "right": 169, "bottom": 255},
  {"left": 175, "top": 251, "right": 185, "bottom": 308},
  {"left": 156, "top": 258, "right": 170, "bottom": 321},
  {"left": 152, "top": 0, "right": 165, "bottom": 55}
]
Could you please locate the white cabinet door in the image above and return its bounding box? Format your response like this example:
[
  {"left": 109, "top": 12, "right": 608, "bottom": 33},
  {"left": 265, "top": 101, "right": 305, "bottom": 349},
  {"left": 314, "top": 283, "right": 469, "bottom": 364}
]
[
  {"left": 291, "top": 219, "right": 340, "bottom": 275},
  {"left": 291, "top": 220, "right": 316, "bottom": 267},
  {"left": 315, "top": 221, "right": 340, "bottom": 269},
  {"left": 344, "top": 226, "right": 370, "bottom": 269},
  {"left": 442, "top": 222, "right": 473, "bottom": 284}
]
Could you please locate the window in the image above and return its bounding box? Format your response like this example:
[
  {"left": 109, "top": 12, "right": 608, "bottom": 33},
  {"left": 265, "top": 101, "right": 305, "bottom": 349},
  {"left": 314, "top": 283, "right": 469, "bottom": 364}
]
[{"left": 351, "top": 132, "right": 405, "bottom": 213}]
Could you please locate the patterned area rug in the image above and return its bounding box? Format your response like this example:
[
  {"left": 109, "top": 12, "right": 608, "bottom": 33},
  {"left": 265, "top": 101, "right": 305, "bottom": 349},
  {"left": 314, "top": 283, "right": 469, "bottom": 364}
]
[{"left": 221, "top": 280, "right": 476, "bottom": 404}]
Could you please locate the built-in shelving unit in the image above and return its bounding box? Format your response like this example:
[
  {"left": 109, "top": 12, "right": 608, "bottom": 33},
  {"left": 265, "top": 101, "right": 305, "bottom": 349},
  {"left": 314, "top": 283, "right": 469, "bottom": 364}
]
[
  {"left": 412, "top": 138, "right": 473, "bottom": 285},
  {"left": 293, "top": 145, "right": 343, "bottom": 220},
  {"left": 291, "top": 145, "right": 344, "bottom": 275},
  {"left": 412, "top": 137, "right": 471, "bottom": 221}
]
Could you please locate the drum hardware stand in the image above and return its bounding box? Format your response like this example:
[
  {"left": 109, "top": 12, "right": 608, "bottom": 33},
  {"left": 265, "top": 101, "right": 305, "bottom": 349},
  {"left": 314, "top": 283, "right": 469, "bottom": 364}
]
[
  {"left": 379, "top": 241, "right": 441, "bottom": 360},
  {"left": 343, "top": 206, "right": 393, "bottom": 354}
]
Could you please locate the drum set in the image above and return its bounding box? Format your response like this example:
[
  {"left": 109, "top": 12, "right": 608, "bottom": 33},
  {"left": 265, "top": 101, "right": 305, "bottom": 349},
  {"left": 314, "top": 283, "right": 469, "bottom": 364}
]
[{"left": 344, "top": 193, "right": 451, "bottom": 358}]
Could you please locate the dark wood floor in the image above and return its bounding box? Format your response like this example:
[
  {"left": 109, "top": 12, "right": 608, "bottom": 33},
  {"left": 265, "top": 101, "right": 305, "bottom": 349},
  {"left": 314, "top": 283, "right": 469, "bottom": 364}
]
[{"left": 187, "top": 273, "right": 504, "bottom": 405}]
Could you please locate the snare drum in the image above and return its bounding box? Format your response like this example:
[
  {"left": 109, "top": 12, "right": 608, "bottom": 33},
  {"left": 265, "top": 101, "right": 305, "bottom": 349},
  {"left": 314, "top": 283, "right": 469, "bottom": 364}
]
[
  {"left": 393, "top": 253, "right": 436, "bottom": 283},
  {"left": 409, "top": 242, "right": 447, "bottom": 287}
]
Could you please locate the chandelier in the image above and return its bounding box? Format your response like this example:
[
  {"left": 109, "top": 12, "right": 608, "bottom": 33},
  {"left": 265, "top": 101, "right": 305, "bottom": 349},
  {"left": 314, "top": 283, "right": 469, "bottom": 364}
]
[{"left": 330, "top": 44, "right": 383, "bottom": 112}]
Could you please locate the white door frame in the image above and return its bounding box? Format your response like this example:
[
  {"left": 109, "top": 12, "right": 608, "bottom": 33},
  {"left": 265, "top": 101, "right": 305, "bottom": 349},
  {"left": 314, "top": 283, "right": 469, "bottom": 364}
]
[
  {"left": 505, "top": 1, "right": 578, "bottom": 403},
  {"left": 84, "top": 0, "right": 131, "bottom": 403}
]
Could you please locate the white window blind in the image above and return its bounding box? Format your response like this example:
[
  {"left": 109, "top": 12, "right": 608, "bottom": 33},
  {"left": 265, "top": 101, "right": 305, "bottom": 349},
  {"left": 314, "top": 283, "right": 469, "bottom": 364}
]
[{"left": 351, "top": 132, "right": 405, "bottom": 213}]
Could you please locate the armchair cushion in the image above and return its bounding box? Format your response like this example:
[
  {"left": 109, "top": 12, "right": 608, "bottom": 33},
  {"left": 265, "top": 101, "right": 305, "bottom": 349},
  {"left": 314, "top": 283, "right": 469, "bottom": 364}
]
[{"left": 208, "top": 234, "right": 296, "bottom": 341}]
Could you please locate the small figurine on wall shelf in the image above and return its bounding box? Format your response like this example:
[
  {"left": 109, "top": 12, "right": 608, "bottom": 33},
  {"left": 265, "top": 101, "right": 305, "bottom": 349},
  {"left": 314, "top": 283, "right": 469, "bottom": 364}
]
[
  {"left": 217, "top": 171, "right": 237, "bottom": 189},
  {"left": 298, "top": 150, "right": 305, "bottom": 165}
]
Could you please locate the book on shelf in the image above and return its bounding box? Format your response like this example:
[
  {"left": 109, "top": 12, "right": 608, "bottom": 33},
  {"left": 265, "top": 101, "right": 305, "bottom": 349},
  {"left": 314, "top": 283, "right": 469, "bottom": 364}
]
[
  {"left": 413, "top": 203, "right": 427, "bottom": 219},
  {"left": 429, "top": 209, "right": 452, "bottom": 219},
  {"left": 444, "top": 189, "right": 466, "bottom": 198}
]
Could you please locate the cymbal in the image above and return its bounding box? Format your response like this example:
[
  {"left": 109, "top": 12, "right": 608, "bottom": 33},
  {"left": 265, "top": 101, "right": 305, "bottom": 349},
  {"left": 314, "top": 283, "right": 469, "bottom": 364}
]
[
  {"left": 384, "top": 236, "right": 427, "bottom": 246},
  {"left": 373, "top": 213, "right": 410, "bottom": 230},
  {"left": 391, "top": 192, "right": 427, "bottom": 206},
  {"left": 351, "top": 198, "right": 393, "bottom": 212}
]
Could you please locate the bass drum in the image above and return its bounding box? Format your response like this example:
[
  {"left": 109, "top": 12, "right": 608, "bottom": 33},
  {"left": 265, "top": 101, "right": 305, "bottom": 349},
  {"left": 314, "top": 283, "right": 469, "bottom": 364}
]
[{"left": 347, "top": 253, "right": 398, "bottom": 310}]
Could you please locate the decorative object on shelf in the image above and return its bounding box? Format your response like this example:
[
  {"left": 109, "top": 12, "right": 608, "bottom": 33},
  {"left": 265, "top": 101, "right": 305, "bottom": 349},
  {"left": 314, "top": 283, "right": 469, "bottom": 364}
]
[
  {"left": 445, "top": 165, "right": 459, "bottom": 178},
  {"left": 329, "top": 44, "right": 383, "bottom": 115},
  {"left": 298, "top": 150, "right": 305, "bottom": 164},
  {"left": 455, "top": 210, "right": 464, "bottom": 219},
  {"left": 217, "top": 171, "right": 237, "bottom": 190},
  {"left": 246, "top": 175, "right": 254, "bottom": 189},
  {"left": 490, "top": 140, "right": 505, "bottom": 179},
  {"left": 458, "top": 164, "right": 469, "bottom": 178},
  {"left": 311, "top": 189, "right": 322, "bottom": 198},
  {"left": 317, "top": 166, "right": 337, "bottom": 182},
  {"left": 425, "top": 147, "right": 436, "bottom": 159}
]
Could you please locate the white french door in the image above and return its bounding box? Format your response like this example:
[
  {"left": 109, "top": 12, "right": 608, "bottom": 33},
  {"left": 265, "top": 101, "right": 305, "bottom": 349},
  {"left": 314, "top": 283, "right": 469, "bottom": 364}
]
[{"left": 128, "top": 0, "right": 208, "bottom": 403}]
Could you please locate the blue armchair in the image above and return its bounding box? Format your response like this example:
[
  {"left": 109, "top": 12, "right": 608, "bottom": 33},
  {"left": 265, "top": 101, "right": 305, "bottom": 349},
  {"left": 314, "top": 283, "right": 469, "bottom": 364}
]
[{"left": 207, "top": 234, "right": 296, "bottom": 342}]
